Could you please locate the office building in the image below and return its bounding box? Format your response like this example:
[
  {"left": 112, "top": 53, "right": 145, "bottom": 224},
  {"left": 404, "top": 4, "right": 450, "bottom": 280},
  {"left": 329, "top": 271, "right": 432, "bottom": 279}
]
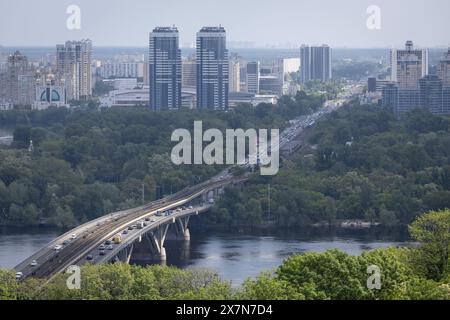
[
  {"left": 149, "top": 26, "right": 182, "bottom": 110},
  {"left": 246, "top": 61, "right": 260, "bottom": 94},
  {"left": 390, "top": 41, "right": 428, "bottom": 89},
  {"left": 56, "top": 40, "right": 92, "bottom": 101},
  {"left": 300, "top": 45, "right": 332, "bottom": 83},
  {"left": 196, "top": 26, "right": 229, "bottom": 109}
]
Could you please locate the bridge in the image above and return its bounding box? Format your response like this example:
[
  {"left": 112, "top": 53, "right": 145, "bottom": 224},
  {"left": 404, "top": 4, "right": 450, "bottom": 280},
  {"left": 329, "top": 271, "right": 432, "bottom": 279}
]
[
  {"left": 14, "top": 174, "right": 247, "bottom": 280},
  {"left": 14, "top": 86, "right": 361, "bottom": 281}
]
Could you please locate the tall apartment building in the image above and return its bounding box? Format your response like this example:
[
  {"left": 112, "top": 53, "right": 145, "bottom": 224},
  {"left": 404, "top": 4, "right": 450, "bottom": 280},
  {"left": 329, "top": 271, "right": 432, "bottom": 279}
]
[
  {"left": 0, "top": 51, "right": 33, "bottom": 105},
  {"left": 182, "top": 57, "right": 197, "bottom": 89},
  {"left": 18, "top": 74, "right": 36, "bottom": 105},
  {"left": 246, "top": 61, "right": 260, "bottom": 94},
  {"left": 228, "top": 58, "right": 240, "bottom": 93},
  {"left": 196, "top": 26, "right": 229, "bottom": 109},
  {"left": 143, "top": 55, "right": 149, "bottom": 86},
  {"left": 149, "top": 26, "right": 182, "bottom": 110},
  {"left": 300, "top": 45, "right": 332, "bottom": 83},
  {"left": 438, "top": 48, "right": 450, "bottom": 87},
  {"left": 56, "top": 40, "right": 92, "bottom": 101},
  {"left": 390, "top": 40, "right": 428, "bottom": 89}
]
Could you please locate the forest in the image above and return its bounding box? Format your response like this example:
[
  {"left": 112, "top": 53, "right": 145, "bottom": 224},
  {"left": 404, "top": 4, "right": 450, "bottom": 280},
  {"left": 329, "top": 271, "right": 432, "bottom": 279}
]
[
  {"left": 207, "top": 104, "right": 450, "bottom": 227},
  {"left": 0, "top": 92, "right": 324, "bottom": 227}
]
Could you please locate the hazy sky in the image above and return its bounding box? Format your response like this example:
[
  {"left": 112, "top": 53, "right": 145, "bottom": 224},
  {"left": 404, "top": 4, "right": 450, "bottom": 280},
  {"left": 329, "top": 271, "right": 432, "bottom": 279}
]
[{"left": 1, "top": 0, "right": 449, "bottom": 48}]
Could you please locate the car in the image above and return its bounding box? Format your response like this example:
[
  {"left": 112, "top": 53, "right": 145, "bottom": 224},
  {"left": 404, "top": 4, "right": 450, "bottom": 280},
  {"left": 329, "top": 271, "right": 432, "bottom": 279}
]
[
  {"left": 188, "top": 206, "right": 193, "bottom": 210},
  {"left": 54, "top": 245, "right": 63, "bottom": 251},
  {"left": 107, "top": 245, "right": 114, "bottom": 250},
  {"left": 128, "top": 225, "right": 134, "bottom": 231},
  {"left": 70, "top": 234, "right": 77, "bottom": 240},
  {"left": 30, "top": 260, "right": 37, "bottom": 267},
  {"left": 15, "top": 272, "right": 23, "bottom": 280},
  {"left": 99, "top": 244, "right": 106, "bottom": 250},
  {"left": 145, "top": 217, "right": 150, "bottom": 222},
  {"left": 122, "top": 229, "right": 128, "bottom": 235},
  {"left": 105, "top": 240, "right": 112, "bottom": 245},
  {"left": 99, "top": 250, "right": 106, "bottom": 256},
  {"left": 150, "top": 218, "right": 156, "bottom": 222},
  {"left": 86, "top": 255, "right": 94, "bottom": 261},
  {"left": 63, "top": 240, "right": 70, "bottom": 245}
]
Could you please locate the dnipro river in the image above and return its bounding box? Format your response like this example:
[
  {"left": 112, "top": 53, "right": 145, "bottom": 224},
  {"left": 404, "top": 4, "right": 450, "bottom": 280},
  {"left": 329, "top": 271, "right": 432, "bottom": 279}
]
[{"left": 0, "top": 226, "right": 411, "bottom": 286}]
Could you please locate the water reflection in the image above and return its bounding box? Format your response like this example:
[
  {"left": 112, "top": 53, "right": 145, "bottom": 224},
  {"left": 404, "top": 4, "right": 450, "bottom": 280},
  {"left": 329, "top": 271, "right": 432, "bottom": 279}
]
[{"left": 0, "top": 226, "right": 412, "bottom": 286}]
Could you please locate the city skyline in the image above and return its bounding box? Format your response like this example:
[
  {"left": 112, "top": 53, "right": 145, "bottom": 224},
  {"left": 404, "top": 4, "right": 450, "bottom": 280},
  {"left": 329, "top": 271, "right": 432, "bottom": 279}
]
[{"left": 1, "top": 0, "right": 450, "bottom": 48}]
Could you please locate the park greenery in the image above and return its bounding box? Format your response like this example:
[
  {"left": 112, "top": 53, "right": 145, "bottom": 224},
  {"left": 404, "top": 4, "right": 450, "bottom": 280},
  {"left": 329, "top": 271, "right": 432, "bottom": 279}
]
[
  {"left": 206, "top": 104, "right": 450, "bottom": 228},
  {"left": 1, "top": 209, "right": 449, "bottom": 300},
  {"left": 0, "top": 92, "right": 324, "bottom": 227}
]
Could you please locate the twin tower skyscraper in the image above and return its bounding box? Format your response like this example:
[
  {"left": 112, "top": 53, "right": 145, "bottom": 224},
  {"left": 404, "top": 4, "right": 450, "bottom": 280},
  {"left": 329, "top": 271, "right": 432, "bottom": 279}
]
[{"left": 149, "top": 26, "right": 228, "bottom": 110}]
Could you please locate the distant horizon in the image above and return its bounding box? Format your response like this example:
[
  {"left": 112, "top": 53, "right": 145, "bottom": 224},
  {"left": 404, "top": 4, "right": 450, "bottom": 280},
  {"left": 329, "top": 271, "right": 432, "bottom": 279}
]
[
  {"left": 1, "top": 0, "right": 449, "bottom": 48},
  {"left": 2, "top": 45, "right": 449, "bottom": 50}
]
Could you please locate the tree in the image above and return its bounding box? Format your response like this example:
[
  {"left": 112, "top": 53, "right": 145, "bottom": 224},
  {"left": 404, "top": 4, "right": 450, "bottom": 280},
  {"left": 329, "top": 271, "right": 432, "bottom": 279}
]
[
  {"left": 277, "top": 250, "right": 369, "bottom": 300},
  {"left": 409, "top": 209, "right": 450, "bottom": 280},
  {"left": 0, "top": 269, "right": 17, "bottom": 300},
  {"left": 238, "top": 272, "right": 304, "bottom": 300}
]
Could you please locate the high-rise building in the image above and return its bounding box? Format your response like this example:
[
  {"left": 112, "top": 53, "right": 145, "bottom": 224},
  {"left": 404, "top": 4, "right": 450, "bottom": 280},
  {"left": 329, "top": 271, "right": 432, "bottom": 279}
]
[
  {"left": 56, "top": 40, "right": 92, "bottom": 101},
  {"left": 419, "top": 75, "right": 450, "bottom": 116},
  {"left": 182, "top": 57, "right": 197, "bottom": 89},
  {"left": 196, "top": 26, "right": 229, "bottom": 109},
  {"left": 300, "top": 45, "right": 332, "bottom": 83},
  {"left": 438, "top": 48, "right": 450, "bottom": 87},
  {"left": 390, "top": 41, "right": 428, "bottom": 89},
  {"left": 143, "top": 54, "right": 150, "bottom": 86},
  {"left": 382, "top": 74, "right": 450, "bottom": 118},
  {"left": 149, "top": 26, "right": 182, "bottom": 110},
  {"left": 228, "top": 59, "right": 240, "bottom": 93},
  {"left": 18, "top": 74, "right": 36, "bottom": 105},
  {"left": 246, "top": 61, "right": 260, "bottom": 94},
  {"left": 0, "top": 51, "right": 32, "bottom": 104}
]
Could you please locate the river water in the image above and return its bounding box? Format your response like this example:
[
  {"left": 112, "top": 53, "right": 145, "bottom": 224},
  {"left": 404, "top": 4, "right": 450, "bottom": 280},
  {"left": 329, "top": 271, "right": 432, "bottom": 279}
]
[{"left": 0, "top": 226, "right": 411, "bottom": 286}]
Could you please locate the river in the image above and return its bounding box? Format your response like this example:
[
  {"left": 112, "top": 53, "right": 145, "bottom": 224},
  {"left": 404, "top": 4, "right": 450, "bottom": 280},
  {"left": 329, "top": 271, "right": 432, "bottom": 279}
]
[{"left": 0, "top": 226, "right": 411, "bottom": 286}]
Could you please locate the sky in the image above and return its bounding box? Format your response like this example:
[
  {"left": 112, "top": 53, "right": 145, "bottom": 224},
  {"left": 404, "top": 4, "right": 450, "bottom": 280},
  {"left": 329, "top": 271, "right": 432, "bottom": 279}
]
[{"left": 1, "top": 0, "right": 449, "bottom": 48}]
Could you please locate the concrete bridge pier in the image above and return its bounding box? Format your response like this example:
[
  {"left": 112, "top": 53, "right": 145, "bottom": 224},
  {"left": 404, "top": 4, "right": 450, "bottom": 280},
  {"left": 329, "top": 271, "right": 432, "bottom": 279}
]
[
  {"left": 115, "top": 244, "right": 134, "bottom": 264},
  {"left": 146, "top": 224, "right": 170, "bottom": 261},
  {"left": 172, "top": 216, "right": 191, "bottom": 241}
]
